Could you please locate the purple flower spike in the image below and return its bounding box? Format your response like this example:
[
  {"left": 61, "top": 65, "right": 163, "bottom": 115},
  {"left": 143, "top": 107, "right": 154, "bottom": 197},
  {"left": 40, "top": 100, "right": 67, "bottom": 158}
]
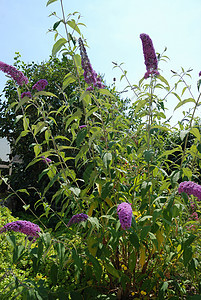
[
  {"left": 0, "top": 220, "right": 40, "bottom": 239},
  {"left": 32, "top": 79, "right": 48, "bottom": 91},
  {"left": 78, "top": 38, "right": 105, "bottom": 90},
  {"left": 178, "top": 181, "right": 201, "bottom": 201},
  {"left": 67, "top": 213, "right": 88, "bottom": 227},
  {"left": 140, "top": 33, "right": 159, "bottom": 79},
  {"left": 21, "top": 91, "right": 32, "bottom": 99},
  {"left": 0, "top": 61, "right": 29, "bottom": 86},
  {"left": 117, "top": 202, "right": 132, "bottom": 230}
]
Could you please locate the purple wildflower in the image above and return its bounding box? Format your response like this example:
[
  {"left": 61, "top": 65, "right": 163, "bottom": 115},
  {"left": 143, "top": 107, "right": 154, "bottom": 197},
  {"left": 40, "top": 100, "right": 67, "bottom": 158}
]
[
  {"left": 79, "top": 125, "right": 87, "bottom": 129},
  {"left": 78, "top": 38, "right": 105, "bottom": 90},
  {"left": 67, "top": 213, "right": 88, "bottom": 227},
  {"left": 178, "top": 181, "right": 201, "bottom": 201},
  {"left": 86, "top": 86, "right": 94, "bottom": 91},
  {"left": 0, "top": 61, "right": 29, "bottom": 86},
  {"left": 21, "top": 91, "right": 32, "bottom": 99},
  {"left": 117, "top": 202, "right": 132, "bottom": 230},
  {"left": 140, "top": 33, "right": 159, "bottom": 79},
  {"left": 0, "top": 220, "right": 40, "bottom": 239},
  {"left": 32, "top": 79, "right": 48, "bottom": 91},
  {"left": 41, "top": 156, "right": 52, "bottom": 164}
]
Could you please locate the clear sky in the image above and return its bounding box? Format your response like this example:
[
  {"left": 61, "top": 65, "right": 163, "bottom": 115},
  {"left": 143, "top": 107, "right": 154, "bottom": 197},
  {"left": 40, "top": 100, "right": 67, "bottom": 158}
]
[{"left": 0, "top": 0, "right": 201, "bottom": 159}]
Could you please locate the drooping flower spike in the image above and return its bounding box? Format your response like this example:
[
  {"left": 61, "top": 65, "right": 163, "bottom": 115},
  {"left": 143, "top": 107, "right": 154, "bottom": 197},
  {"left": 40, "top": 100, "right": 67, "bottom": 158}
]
[
  {"left": 140, "top": 33, "right": 159, "bottom": 79},
  {"left": 0, "top": 220, "right": 41, "bottom": 240},
  {"left": 117, "top": 202, "right": 133, "bottom": 230},
  {"left": 0, "top": 61, "right": 29, "bottom": 86}
]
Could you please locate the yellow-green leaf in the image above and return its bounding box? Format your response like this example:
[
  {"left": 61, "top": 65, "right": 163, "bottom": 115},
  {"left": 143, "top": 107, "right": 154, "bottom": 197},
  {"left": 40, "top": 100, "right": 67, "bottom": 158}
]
[
  {"left": 190, "top": 127, "right": 200, "bottom": 141},
  {"left": 52, "top": 38, "right": 67, "bottom": 56},
  {"left": 174, "top": 98, "right": 195, "bottom": 111}
]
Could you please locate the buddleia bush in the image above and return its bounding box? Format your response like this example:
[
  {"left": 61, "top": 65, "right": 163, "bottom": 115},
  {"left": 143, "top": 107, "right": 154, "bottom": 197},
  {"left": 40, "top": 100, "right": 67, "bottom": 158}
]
[{"left": 0, "top": 0, "right": 200, "bottom": 299}]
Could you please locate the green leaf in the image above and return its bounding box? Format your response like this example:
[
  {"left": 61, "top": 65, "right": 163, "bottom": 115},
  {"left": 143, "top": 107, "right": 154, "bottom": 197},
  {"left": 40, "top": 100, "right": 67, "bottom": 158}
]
[
  {"left": 157, "top": 75, "right": 170, "bottom": 88},
  {"left": 141, "top": 181, "right": 152, "bottom": 198},
  {"left": 190, "top": 127, "right": 200, "bottom": 141},
  {"left": 52, "top": 38, "right": 67, "bottom": 56},
  {"left": 46, "top": 0, "right": 58, "bottom": 6},
  {"left": 76, "top": 128, "right": 87, "bottom": 147},
  {"left": 174, "top": 98, "right": 195, "bottom": 111},
  {"left": 144, "top": 150, "right": 154, "bottom": 162},
  {"left": 184, "top": 234, "right": 196, "bottom": 248},
  {"left": 183, "top": 246, "right": 193, "bottom": 266},
  {"left": 197, "top": 143, "right": 201, "bottom": 153},
  {"left": 102, "top": 152, "right": 112, "bottom": 168},
  {"left": 160, "top": 281, "right": 168, "bottom": 292},
  {"left": 101, "top": 182, "right": 113, "bottom": 199},
  {"left": 13, "top": 245, "right": 25, "bottom": 264},
  {"left": 180, "top": 129, "right": 189, "bottom": 141},
  {"left": 23, "top": 204, "right": 30, "bottom": 211},
  {"left": 87, "top": 237, "right": 98, "bottom": 257},
  {"left": 50, "top": 263, "right": 58, "bottom": 285},
  {"left": 34, "top": 91, "right": 58, "bottom": 98},
  {"left": 128, "top": 251, "right": 136, "bottom": 272},
  {"left": 182, "top": 167, "right": 192, "bottom": 179},
  {"left": 104, "top": 262, "right": 120, "bottom": 278},
  {"left": 134, "top": 99, "right": 147, "bottom": 115},
  {"left": 6, "top": 235, "right": 16, "bottom": 248},
  {"left": 98, "top": 89, "right": 115, "bottom": 98},
  {"left": 88, "top": 254, "right": 102, "bottom": 281},
  {"left": 15, "top": 130, "right": 29, "bottom": 144},
  {"left": 67, "top": 19, "right": 81, "bottom": 35},
  {"left": 69, "top": 187, "right": 80, "bottom": 197},
  {"left": 197, "top": 79, "right": 201, "bottom": 92},
  {"left": 129, "top": 232, "right": 139, "bottom": 250},
  {"left": 74, "top": 54, "right": 82, "bottom": 75},
  {"left": 62, "top": 73, "right": 76, "bottom": 90},
  {"left": 140, "top": 225, "right": 151, "bottom": 240},
  {"left": 53, "top": 20, "right": 62, "bottom": 30},
  {"left": 15, "top": 96, "right": 30, "bottom": 112}
]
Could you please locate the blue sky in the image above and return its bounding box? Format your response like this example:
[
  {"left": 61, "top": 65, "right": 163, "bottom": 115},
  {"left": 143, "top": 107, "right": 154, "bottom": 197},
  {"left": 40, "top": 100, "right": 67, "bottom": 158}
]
[{"left": 0, "top": 0, "right": 201, "bottom": 159}]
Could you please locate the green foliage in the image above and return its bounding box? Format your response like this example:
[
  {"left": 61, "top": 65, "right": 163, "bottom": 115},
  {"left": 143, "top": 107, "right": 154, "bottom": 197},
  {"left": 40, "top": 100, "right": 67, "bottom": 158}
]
[{"left": 0, "top": 1, "right": 200, "bottom": 299}]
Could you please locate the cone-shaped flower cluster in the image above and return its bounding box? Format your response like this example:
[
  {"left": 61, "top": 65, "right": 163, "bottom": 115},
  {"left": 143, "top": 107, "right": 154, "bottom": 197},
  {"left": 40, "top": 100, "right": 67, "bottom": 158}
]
[
  {"left": 117, "top": 202, "right": 132, "bottom": 230},
  {"left": 0, "top": 220, "right": 41, "bottom": 239},
  {"left": 0, "top": 61, "right": 29, "bottom": 86},
  {"left": 32, "top": 79, "right": 48, "bottom": 91},
  {"left": 78, "top": 38, "right": 105, "bottom": 91},
  {"left": 178, "top": 181, "right": 201, "bottom": 201},
  {"left": 67, "top": 213, "right": 88, "bottom": 227},
  {"left": 140, "top": 33, "right": 159, "bottom": 79}
]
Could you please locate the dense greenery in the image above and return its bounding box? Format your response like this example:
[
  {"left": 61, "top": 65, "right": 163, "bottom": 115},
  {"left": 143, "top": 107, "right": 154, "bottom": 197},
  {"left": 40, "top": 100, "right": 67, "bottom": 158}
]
[{"left": 0, "top": 0, "right": 200, "bottom": 299}]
